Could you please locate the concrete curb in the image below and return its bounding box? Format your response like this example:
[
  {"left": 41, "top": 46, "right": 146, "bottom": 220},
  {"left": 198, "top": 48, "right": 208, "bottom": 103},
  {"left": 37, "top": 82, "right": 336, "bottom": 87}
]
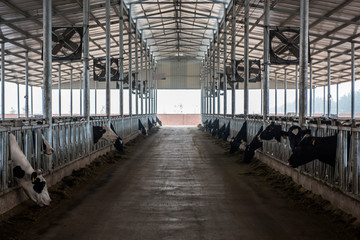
[{"left": 255, "top": 150, "right": 360, "bottom": 223}]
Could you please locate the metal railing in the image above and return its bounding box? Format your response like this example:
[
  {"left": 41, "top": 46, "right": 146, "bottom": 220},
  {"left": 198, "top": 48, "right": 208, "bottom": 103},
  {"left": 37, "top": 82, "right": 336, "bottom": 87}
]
[
  {"left": 0, "top": 115, "right": 156, "bottom": 194},
  {"left": 202, "top": 114, "right": 360, "bottom": 198}
]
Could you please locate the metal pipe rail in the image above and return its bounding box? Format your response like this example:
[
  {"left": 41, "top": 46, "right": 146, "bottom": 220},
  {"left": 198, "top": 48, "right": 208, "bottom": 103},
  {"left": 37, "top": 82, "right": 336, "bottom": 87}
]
[
  {"left": 202, "top": 114, "right": 360, "bottom": 198},
  {"left": 0, "top": 115, "right": 156, "bottom": 194}
]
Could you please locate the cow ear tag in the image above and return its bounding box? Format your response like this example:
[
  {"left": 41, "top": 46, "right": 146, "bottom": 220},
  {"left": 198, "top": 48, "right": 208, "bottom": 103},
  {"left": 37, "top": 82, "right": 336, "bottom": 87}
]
[
  {"left": 312, "top": 139, "right": 316, "bottom": 146},
  {"left": 31, "top": 172, "right": 37, "bottom": 184}
]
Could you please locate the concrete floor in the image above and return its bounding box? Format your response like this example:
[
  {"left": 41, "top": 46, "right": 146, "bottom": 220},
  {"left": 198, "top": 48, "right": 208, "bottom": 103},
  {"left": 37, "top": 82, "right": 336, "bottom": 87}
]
[{"left": 33, "top": 127, "right": 351, "bottom": 240}]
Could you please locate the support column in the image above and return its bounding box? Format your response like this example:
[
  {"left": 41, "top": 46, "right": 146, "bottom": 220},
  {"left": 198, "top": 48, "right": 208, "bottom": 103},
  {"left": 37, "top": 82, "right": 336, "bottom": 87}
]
[
  {"left": 128, "top": 5, "right": 133, "bottom": 116},
  {"left": 31, "top": 86, "right": 33, "bottom": 117},
  {"left": 17, "top": 83, "right": 20, "bottom": 118},
  {"left": 94, "top": 81, "right": 97, "bottom": 116},
  {"left": 83, "top": 0, "right": 90, "bottom": 120},
  {"left": 223, "top": 4, "right": 227, "bottom": 116},
  {"left": 217, "top": 25, "right": 220, "bottom": 115},
  {"left": 207, "top": 49, "right": 210, "bottom": 115},
  {"left": 43, "top": 0, "right": 52, "bottom": 149},
  {"left": 336, "top": 83, "right": 339, "bottom": 117},
  {"left": 244, "top": 0, "right": 249, "bottom": 116},
  {"left": 323, "top": 86, "right": 325, "bottom": 115},
  {"left": 295, "top": 64, "right": 298, "bottom": 116},
  {"left": 119, "top": 0, "right": 124, "bottom": 116},
  {"left": 212, "top": 37, "right": 216, "bottom": 115},
  {"left": 1, "top": 42, "right": 4, "bottom": 120},
  {"left": 275, "top": 73, "right": 277, "bottom": 116},
  {"left": 231, "top": 2, "right": 236, "bottom": 117},
  {"left": 299, "top": 0, "right": 309, "bottom": 125},
  {"left": 263, "top": 0, "right": 270, "bottom": 120},
  {"left": 327, "top": 51, "right": 331, "bottom": 117},
  {"left": 58, "top": 64, "right": 61, "bottom": 117},
  {"left": 25, "top": 51, "right": 29, "bottom": 118},
  {"left": 80, "top": 73, "right": 83, "bottom": 115},
  {"left": 135, "top": 22, "right": 139, "bottom": 115},
  {"left": 106, "top": 0, "right": 111, "bottom": 119},
  {"left": 141, "top": 35, "right": 144, "bottom": 115},
  {"left": 284, "top": 69, "right": 287, "bottom": 115},
  {"left": 145, "top": 47, "right": 148, "bottom": 114},
  {"left": 351, "top": 42, "right": 355, "bottom": 119},
  {"left": 309, "top": 62, "right": 313, "bottom": 117},
  {"left": 70, "top": 69, "right": 73, "bottom": 116}
]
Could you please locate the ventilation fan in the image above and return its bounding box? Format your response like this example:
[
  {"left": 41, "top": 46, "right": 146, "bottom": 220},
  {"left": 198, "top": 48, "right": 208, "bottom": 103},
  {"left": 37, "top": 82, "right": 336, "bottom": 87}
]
[
  {"left": 93, "top": 58, "right": 119, "bottom": 81},
  {"left": 50, "top": 26, "right": 83, "bottom": 61},
  {"left": 236, "top": 60, "right": 261, "bottom": 83},
  {"left": 269, "top": 27, "right": 310, "bottom": 65},
  {"left": 219, "top": 72, "right": 240, "bottom": 89},
  {"left": 122, "top": 72, "right": 136, "bottom": 89},
  {"left": 226, "top": 61, "right": 242, "bottom": 82}
]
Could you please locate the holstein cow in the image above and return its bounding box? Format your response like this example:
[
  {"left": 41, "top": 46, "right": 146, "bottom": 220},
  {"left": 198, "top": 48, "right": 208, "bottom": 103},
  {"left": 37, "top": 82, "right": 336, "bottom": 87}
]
[
  {"left": 156, "top": 116, "right": 163, "bottom": 126},
  {"left": 259, "top": 123, "right": 311, "bottom": 151},
  {"left": 211, "top": 119, "right": 219, "bottom": 137},
  {"left": 288, "top": 134, "right": 337, "bottom": 168},
  {"left": 10, "top": 133, "right": 51, "bottom": 207},
  {"left": 93, "top": 124, "right": 123, "bottom": 152},
  {"left": 243, "top": 126, "right": 264, "bottom": 163},
  {"left": 230, "top": 121, "right": 247, "bottom": 153},
  {"left": 148, "top": 118, "right": 154, "bottom": 131},
  {"left": 41, "top": 134, "right": 54, "bottom": 155},
  {"left": 217, "top": 124, "right": 226, "bottom": 139},
  {"left": 204, "top": 119, "right": 212, "bottom": 132},
  {"left": 138, "top": 119, "right": 148, "bottom": 135},
  {"left": 222, "top": 122, "right": 230, "bottom": 142}
]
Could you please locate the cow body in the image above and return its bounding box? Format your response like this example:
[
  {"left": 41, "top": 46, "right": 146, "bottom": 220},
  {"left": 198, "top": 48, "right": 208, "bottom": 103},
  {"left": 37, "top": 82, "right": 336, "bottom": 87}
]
[
  {"left": 9, "top": 133, "right": 51, "bottom": 207},
  {"left": 93, "top": 124, "right": 123, "bottom": 152},
  {"left": 138, "top": 119, "right": 148, "bottom": 135},
  {"left": 243, "top": 126, "right": 263, "bottom": 163},
  {"left": 230, "top": 121, "right": 247, "bottom": 153},
  {"left": 288, "top": 135, "right": 337, "bottom": 168}
]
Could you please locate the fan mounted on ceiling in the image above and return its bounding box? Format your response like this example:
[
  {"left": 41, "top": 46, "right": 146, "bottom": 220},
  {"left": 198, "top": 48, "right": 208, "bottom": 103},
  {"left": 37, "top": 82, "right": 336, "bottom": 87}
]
[
  {"left": 50, "top": 26, "right": 83, "bottom": 61},
  {"left": 269, "top": 27, "right": 310, "bottom": 65},
  {"left": 237, "top": 59, "right": 261, "bottom": 83},
  {"left": 93, "top": 58, "right": 120, "bottom": 81}
]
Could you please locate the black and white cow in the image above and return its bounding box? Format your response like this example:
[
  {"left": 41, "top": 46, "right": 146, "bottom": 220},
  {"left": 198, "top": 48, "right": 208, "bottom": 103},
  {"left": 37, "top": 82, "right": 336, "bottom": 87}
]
[
  {"left": 10, "top": 133, "right": 51, "bottom": 207},
  {"left": 243, "top": 126, "right": 264, "bottom": 163},
  {"left": 288, "top": 134, "right": 337, "bottom": 168},
  {"left": 210, "top": 119, "right": 219, "bottom": 137},
  {"left": 41, "top": 134, "right": 54, "bottom": 155},
  {"left": 222, "top": 122, "right": 230, "bottom": 142},
  {"left": 259, "top": 123, "right": 311, "bottom": 151},
  {"left": 138, "top": 119, "right": 148, "bottom": 135},
  {"left": 217, "top": 124, "right": 226, "bottom": 139},
  {"left": 230, "top": 121, "right": 247, "bottom": 153},
  {"left": 148, "top": 118, "right": 154, "bottom": 131},
  {"left": 204, "top": 119, "right": 212, "bottom": 132},
  {"left": 156, "top": 117, "right": 163, "bottom": 126},
  {"left": 93, "top": 124, "right": 123, "bottom": 152}
]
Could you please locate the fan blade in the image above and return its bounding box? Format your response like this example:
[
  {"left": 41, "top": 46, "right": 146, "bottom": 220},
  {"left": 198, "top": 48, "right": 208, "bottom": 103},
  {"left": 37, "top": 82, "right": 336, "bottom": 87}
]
[
  {"left": 64, "top": 40, "right": 79, "bottom": 52},
  {"left": 273, "top": 31, "right": 289, "bottom": 44},
  {"left": 287, "top": 44, "right": 300, "bottom": 58},
  {"left": 95, "top": 63, "right": 106, "bottom": 70},
  {"left": 249, "top": 68, "right": 260, "bottom": 74},
  {"left": 52, "top": 43, "right": 63, "bottom": 55},
  {"left": 52, "top": 33, "right": 59, "bottom": 42},
  {"left": 99, "top": 70, "right": 106, "bottom": 78},
  {"left": 62, "top": 28, "right": 77, "bottom": 41},
  {"left": 110, "top": 68, "right": 118, "bottom": 76}
]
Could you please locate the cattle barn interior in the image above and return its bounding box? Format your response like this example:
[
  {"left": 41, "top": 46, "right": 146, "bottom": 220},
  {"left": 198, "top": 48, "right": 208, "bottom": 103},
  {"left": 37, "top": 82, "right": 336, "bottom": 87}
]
[{"left": 1, "top": 0, "right": 360, "bottom": 239}]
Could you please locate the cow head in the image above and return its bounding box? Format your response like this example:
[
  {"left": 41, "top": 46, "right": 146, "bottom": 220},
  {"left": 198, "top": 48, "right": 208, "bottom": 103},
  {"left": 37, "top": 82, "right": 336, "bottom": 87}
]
[
  {"left": 42, "top": 135, "right": 54, "bottom": 155},
  {"left": 287, "top": 126, "right": 311, "bottom": 151},
  {"left": 259, "top": 122, "right": 284, "bottom": 142},
  {"left": 288, "top": 136, "right": 316, "bottom": 168},
  {"left": 28, "top": 170, "right": 51, "bottom": 207},
  {"left": 102, "top": 124, "right": 118, "bottom": 142}
]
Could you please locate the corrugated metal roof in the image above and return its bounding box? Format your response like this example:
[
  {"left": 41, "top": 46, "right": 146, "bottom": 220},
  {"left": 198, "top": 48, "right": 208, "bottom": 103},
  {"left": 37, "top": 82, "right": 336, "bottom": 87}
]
[{"left": 0, "top": 0, "right": 359, "bottom": 88}]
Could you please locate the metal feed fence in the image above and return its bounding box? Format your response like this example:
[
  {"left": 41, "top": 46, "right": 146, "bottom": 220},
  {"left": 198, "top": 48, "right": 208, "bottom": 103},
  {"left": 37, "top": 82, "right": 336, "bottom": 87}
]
[
  {"left": 202, "top": 115, "right": 360, "bottom": 198},
  {"left": 0, "top": 115, "right": 156, "bottom": 194}
]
